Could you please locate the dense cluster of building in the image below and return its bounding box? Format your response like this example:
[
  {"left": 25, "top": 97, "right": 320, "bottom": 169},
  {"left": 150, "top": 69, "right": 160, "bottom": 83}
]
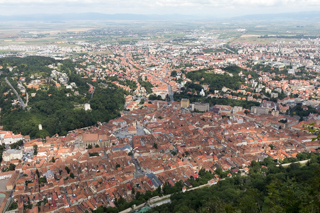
[
  {"left": 0, "top": 99, "right": 319, "bottom": 212},
  {"left": 2, "top": 29, "right": 320, "bottom": 213}
]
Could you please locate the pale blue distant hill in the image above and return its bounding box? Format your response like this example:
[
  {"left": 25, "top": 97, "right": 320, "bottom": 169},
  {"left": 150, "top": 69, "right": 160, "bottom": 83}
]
[
  {"left": 0, "top": 13, "right": 198, "bottom": 22},
  {"left": 0, "top": 11, "right": 320, "bottom": 22},
  {"left": 232, "top": 11, "right": 320, "bottom": 21}
]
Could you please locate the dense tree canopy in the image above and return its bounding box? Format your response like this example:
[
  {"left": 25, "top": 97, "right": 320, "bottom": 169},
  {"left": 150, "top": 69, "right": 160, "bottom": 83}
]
[
  {"left": 0, "top": 56, "right": 126, "bottom": 138},
  {"left": 138, "top": 76, "right": 153, "bottom": 94},
  {"left": 146, "top": 154, "right": 320, "bottom": 213},
  {"left": 186, "top": 68, "right": 245, "bottom": 92},
  {"left": 223, "top": 65, "right": 260, "bottom": 79},
  {"left": 290, "top": 104, "right": 317, "bottom": 118},
  {"left": 171, "top": 71, "right": 177, "bottom": 77}
]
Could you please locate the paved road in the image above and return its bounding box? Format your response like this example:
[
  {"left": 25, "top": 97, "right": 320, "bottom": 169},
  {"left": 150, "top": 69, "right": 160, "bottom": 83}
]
[
  {"left": 167, "top": 84, "right": 174, "bottom": 102},
  {"left": 2, "top": 197, "right": 13, "bottom": 213},
  {"left": 165, "top": 67, "right": 169, "bottom": 77},
  {"left": 124, "top": 53, "right": 173, "bottom": 102},
  {"left": 149, "top": 73, "right": 174, "bottom": 103},
  {"left": 19, "top": 83, "right": 28, "bottom": 106},
  {"left": 91, "top": 86, "right": 95, "bottom": 100},
  {"left": 224, "top": 47, "right": 235, "bottom": 54},
  {"left": 114, "top": 125, "right": 145, "bottom": 139},
  {"left": 63, "top": 188, "right": 71, "bottom": 206},
  {"left": 86, "top": 83, "right": 95, "bottom": 102},
  {"left": 130, "top": 138, "right": 145, "bottom": 179},
  {"left": 5, "top": 77, "right": 26, "bottom": 110},
  {"left": 133, "top": 158, "right": 145, "bottom": 178},
  {"left": 25, "top": 92, "right": 29, "bottom": 106},
  {"left": 113, "top": 123, "right": 146, "bottom": 178}
]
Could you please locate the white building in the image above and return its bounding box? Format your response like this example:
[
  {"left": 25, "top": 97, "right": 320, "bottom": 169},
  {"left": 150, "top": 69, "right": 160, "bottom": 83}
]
[
  {"left": 2, "top": 149, "right": 23, "bottom": 162},
  {"left": 0, "top": 131, "right": 24, "bottom": 145},
  {"left": 84, "top": 103, "right": 91, "bottom": 111},
  {"left": 200, "top": 89, "right": 205, "bottom": 97},
  {"left": 288, "top": 69, "right": 295, "bottom": 75}
]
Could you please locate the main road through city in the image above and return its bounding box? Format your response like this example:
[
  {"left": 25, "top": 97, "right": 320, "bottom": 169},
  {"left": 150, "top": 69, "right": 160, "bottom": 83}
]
[
  {"left": 149, "top": 73, "right": 174, "bottom": 103},
  {"left": 123, "top": 53, "right": 174, "bottom": 103}
]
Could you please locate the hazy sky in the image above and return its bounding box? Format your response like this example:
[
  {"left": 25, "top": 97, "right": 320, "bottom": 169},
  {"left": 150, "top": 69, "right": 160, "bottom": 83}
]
[{"left": 0, "top": 0, "right": 319, "bottom": 17}]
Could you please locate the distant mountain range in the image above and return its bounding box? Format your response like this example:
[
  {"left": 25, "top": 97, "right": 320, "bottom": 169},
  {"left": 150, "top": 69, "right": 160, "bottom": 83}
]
[
  {"left": 232, "top": 11, "right": 320, "bottom": 21},
  {"left": 0, "top": 13, "right": 197, "bottom": 22},
  {"left": 0, "top": 11, "right": 320, "bottom": 22}
]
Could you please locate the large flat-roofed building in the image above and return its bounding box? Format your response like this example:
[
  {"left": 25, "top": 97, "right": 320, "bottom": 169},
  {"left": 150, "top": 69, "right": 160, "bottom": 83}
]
[
  {"left": 2, "top": 149, "right": 23, "bottom": 162},
  {"left": 251, "top": 106, "right": 269, "bottom": 115},
  {"left": 180, "top": 99, "right": 190, "bottom": 108},
  {"left": 191, "top": 102, "right": 210, "bottom": 112},
  {"left": 213, "top": 105, "right": 233, "bottom": 115},
  {"left": 80, "top": 133, "right": 111, "bottom": 148}
]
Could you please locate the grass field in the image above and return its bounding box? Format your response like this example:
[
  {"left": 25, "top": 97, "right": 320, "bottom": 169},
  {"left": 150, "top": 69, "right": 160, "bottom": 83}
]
[
  {"left": 0, "top": 21, "right": 319, "bottom": 48},
  {"left": 234, "top": 33, "right": 300, "bottom": 44},
  {"left": 218, "top": 32, "right": 242, "bottom": 39},
  {"left": 0, "top": 50, "right": 22, "bottom": 54}
]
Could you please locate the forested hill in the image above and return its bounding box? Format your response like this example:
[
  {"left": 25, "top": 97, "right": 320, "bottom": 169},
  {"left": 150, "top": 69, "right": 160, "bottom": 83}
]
[
  {"left": 0, "top": 56, "right": 56, "bottom": 79},
  {"left": 147, "top": 153, "right": 320, "bottom": 213},
  {"left": 0, "top": 56, "right": 126, "bottom": 138}
]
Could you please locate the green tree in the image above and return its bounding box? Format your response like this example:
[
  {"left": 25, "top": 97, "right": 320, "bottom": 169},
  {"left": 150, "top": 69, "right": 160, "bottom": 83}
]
[
  {"left": 9, "top": 139, "right": 24, "bottom": 149},
  {"left": 33, "top": 145, "right": 38, "bottom": 155},
  {"left": 65, "top": 166, "right": 70, "bottom": 174},
  {"left": 8, "top": 202, "right": 18, "bottom": 210},
  {"left": 203, "top": 197, "right": 227, "bottom": 213},
  {"left": 153, "top": 143, "right": 158, "bottom": 149},
  {"left": 237, "top": 188, "right": 263, "bottom": 213},
  {"left": 269, "top": 144, "right": 274, "bottom": 150},
  {"left": 8, "top": 163, "right": 16, "bottom": 171},
  {"left": 171, "top": 71, "right": 177, "bottom": 77}
]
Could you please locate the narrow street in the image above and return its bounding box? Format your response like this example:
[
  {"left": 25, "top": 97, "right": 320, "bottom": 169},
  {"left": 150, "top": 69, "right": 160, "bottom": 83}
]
[
  {"left": 63, "top": 188, "right": 71, "bottom": 206},
  {"left": 113, "top": 124, "right": 146, "bottom": 178}
]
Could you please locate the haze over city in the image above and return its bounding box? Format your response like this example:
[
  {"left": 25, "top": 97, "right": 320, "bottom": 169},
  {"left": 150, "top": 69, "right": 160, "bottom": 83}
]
[
  {"left": 0, "top": 0, "right": 320, "bottom": 213},
  {"left": 0, "top": 0, "right": 320, "bottom": 17}
]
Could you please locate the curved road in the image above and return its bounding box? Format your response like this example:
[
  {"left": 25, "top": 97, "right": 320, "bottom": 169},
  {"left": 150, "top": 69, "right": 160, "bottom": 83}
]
[{"left": 5, "top": 77, "right": 26, "bottom": 110}]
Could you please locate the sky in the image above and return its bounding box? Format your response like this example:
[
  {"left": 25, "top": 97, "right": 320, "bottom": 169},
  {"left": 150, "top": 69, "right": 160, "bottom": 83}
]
[{"left": 0, "top": 0, "right": 320, "bottom": 17}]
